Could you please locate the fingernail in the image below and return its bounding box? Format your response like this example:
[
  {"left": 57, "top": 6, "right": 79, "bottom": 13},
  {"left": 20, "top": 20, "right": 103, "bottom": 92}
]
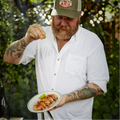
[{"left": 41, "top": 34, "right": 46, "bottom": 39}]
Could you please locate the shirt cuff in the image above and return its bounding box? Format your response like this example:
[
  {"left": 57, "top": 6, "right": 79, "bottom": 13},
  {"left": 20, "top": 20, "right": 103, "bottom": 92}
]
[{"left": 88, "top": 80, "right": 108, "bottom": 93}]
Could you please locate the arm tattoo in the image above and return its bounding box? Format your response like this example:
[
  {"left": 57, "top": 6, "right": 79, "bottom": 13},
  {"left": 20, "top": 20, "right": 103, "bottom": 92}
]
[
  {"left": 67, "top": 93, "right": 78, "bottom": 101},
  {"left": 6, "top": 38, "right": 27, "bottom": 58},
  {"left": 15, "top": 51, "right": 24, "bottom": 58},
  {"left": 92, "top": 83, "right": 103, "bottom": 93},
  {"left": 76, "top": 85, "right": 96, "bottom": 99},
  {"left": 67, "top": 83, "right": 103, "bottom": 102}
]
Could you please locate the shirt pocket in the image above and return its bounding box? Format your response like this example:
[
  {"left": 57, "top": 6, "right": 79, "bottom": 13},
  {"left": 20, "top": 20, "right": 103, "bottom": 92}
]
[{"left": 65, "top": 54, "right": 86, "bottom": 76}]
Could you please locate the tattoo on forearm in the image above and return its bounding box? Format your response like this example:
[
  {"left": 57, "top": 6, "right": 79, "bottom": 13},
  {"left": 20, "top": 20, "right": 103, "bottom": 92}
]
[
  {"left": 15, "top": 52, "right": 24, "bottom": 58},
  {"left": 67, "top": 93, "right": 77, "bottom": 101},
  {"left": 67, "top": 83, "right": 103, "bottom": 102},
  {"left": 76, "top": 86, "right": 96, "bottom": 99},
  {"left": 6, "top": 38, "right": 27, "bottom": 58},
  {"left": 20, "top": 39, "right": 27, "bottom": 49},
  {"left": 92, "top": 83, "right": 103, "bottom": 93}
]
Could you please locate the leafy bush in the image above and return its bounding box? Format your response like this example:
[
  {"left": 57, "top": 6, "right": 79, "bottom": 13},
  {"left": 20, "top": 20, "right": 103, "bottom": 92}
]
[
  {"left": 0, "top": 0, "right": 37, "bottom": 119},
  {"left": 83, "top": 22, "right": 119, "bottom": 120},
  {"left": 0, "top": 0, "right": 119, "bottom": 119}
]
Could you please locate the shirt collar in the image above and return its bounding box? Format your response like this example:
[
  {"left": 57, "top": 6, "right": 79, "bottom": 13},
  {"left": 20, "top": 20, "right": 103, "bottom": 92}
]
[
  {"left": 70, "top": 25, "right": 80, "bottom": 42},
  {"left": 74, "top": 25, "right": 80, "bottom": 41}
]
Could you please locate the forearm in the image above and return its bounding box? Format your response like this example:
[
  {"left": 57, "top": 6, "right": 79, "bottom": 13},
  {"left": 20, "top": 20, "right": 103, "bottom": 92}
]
[
  {"left": 65, "top": 83, "right": 103, "bottom": 103},
  {"left": 4, "top": 37, "right": 28, "bottom": 64}
]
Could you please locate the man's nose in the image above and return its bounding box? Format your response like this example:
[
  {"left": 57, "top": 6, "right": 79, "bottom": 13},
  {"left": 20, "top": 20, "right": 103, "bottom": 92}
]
[{"left": 60, "top": 19, "right": 68, "bottom": 26}]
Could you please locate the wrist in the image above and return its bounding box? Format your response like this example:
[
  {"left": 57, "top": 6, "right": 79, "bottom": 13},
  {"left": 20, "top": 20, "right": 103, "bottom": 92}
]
[
  {"left": 64, "top": 94, "right": 70, "bottom": 103},
  {"left": 23, "top": 36, "right": 32, "bottom": 44}
]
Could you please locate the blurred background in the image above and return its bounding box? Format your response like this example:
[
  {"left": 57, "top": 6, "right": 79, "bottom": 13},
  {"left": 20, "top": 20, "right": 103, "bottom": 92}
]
[{"left": 0, "top": 0, "right": 119, "bottom": 119}]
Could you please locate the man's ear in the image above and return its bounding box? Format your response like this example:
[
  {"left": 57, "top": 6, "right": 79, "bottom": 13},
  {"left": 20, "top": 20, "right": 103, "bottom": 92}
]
[{"left": 79, "top": 11, "right": 82, "bottom": 19}]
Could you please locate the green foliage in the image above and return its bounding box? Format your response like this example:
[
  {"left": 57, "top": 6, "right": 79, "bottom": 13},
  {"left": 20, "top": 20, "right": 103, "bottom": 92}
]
[
  {"left": 0, "top": 0, "right": 37, "bottom": 119},
  {"left": 83, "top": 22, "right": 119, "bottom": 120},
  {"left": 83, "top": 21, "right": 119, "bottom": 120},
  {"left": 29, "top": 0, "right": 53, "bottom": 4},
  {"left": 0, "top": 0, "right": 119, "bottom": 119},
  {"left": 100, "top": 38, "right": 119, "bottom": 119}
]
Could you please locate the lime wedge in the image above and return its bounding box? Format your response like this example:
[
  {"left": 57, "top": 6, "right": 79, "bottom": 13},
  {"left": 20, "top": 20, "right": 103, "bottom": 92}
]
[
  {"left": 39, "top": 93, "right": 46, "bottom": 99},
  {"left": 41, "top": 33, "right": 46, "bottom": 40}
]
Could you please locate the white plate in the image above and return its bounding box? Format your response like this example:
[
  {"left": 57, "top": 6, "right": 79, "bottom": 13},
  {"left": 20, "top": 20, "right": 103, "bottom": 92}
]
[{"left": 27, "top": 91, "right": 62, "bottom": 113}]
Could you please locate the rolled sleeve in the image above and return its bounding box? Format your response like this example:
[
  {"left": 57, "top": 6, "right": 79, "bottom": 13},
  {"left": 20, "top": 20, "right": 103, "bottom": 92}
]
[
  {"left": 87, "top": 43, "right": 109, "bottom": 93},
  {"left": 18, "top": 40, "right": 37, "bottom": 65},
  {"left": 89, "top": 80, "right": 108, "bottom": 93}
]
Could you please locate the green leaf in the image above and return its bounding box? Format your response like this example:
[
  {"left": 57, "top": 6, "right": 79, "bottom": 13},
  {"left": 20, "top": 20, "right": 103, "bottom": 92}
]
[
  {"left": 101, "top": 104, "right": 111, "bottom": 112},
  {"left": 93, "top": 100, "right": 101, "bottom": 109},
  {"left": 112, "top": 108, "right": 119, "bottom": 115},
  {"left": 103, "top": 113, "right": 112, "bottom": 119},
  {"left": 93, "top": 112, "right": 102, "bottom": 119}
]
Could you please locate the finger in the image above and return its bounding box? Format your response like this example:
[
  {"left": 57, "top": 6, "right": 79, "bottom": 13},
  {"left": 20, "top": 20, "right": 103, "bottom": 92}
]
[
  {"left": 48, "top": 108, "right": 54, "bottom": 111},
  {"left": 27, "top": 29, "right": 36, "bottom": 39},
  {"left": 33, "top": 27, "right": 42, "bottom": 39},
  {"left": 37, "top": 25, "right": 46, "bottom": 39},
  {"left": 28, "top": 28, "right": 39, "bottom": 39},
  {"left": 37, "top": 24, "right": 45, "bottom": 35},
  {"left": 28, "top": 25, "right": 41, "bottom": 39},
  {"left": 48, "top": 106, "right": 57, "bottom": 111},
  {"left": 30, "top": 24, "right": 46, "bottom": 39},
  {"left": 54, "top": 105, "right": 59, "bottom": 109}
]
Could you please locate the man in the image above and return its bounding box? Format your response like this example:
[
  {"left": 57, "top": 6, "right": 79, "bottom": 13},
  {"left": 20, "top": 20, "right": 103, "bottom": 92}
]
[{"left": 4, "top": 0, "right": 109, "bottom": 119}]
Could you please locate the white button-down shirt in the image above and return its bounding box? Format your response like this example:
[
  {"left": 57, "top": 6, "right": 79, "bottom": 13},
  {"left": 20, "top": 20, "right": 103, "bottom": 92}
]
[{"left": 19, "top": 26, "right": 109, "bottom": 119}]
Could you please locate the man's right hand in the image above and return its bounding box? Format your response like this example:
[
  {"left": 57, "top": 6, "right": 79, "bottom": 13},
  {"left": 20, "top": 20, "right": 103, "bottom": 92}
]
[
  {"left": 24, "top": 24, "right": 46, "bottom": 44},
  {"left": 4, "top": 24, "right": 45, "bottom": 64}
]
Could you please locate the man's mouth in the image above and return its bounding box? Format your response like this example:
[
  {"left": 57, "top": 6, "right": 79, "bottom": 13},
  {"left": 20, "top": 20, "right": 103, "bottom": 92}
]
[
  {"left": 60, "top": 28, "right": 68, "bottom": 32},
  {"left": 60, "top": 28, "right": 67, "bottom": 32}
]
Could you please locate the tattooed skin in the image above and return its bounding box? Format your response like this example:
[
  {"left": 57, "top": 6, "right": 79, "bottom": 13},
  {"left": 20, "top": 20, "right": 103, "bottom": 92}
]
[
  {"left": 67, "top": 83, "right": 103, "bottom": 102},
  {"left": 6, "top": 38, "right": 27, "bottom": 58}
]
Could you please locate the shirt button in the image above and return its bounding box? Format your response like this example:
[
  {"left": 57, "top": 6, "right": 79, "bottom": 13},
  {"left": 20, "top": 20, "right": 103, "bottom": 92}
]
[
  {"left": 52, "top": 89, "right": 54, "bottom": 90},
  {"left": 57, "top": 59, "right": 59, "bottom": 61},
  {"left": 54, "top": 73, "right": 56, "bottom": 76}
]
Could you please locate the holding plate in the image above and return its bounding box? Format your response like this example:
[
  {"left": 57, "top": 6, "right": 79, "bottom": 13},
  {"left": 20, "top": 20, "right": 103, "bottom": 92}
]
[{"left": 27, "top": 91, "right": 62, "bottom": 113}]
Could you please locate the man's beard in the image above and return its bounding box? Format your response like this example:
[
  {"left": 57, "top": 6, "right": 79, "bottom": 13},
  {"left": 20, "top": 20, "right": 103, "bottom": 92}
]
[{"left": 51, "top": 18, "right": 80, "bottom": 40}]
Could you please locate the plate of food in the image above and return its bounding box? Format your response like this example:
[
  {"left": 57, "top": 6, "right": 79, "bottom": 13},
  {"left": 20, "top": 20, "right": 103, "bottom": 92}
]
[{"left": 27, "top": 91, "right": 62, "bottom": 113}]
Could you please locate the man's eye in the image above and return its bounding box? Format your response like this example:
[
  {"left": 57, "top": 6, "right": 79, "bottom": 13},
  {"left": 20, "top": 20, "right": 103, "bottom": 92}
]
[
  {"left": 57, "top": 16, "right": 63, "bottom": 19},
  {"left": 67, "top": 18, "right": 73, "bottom": 21}
]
